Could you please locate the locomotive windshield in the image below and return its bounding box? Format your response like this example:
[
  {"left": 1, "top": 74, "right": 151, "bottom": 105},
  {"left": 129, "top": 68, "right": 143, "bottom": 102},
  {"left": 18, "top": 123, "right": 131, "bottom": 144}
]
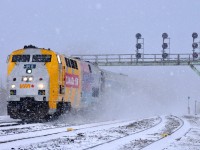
[
  {"left": 12, "top": 55, "right": 30, "bottom": 62},
  {"left": 32, "top": 55, "right": 51, "bottom": 62}
]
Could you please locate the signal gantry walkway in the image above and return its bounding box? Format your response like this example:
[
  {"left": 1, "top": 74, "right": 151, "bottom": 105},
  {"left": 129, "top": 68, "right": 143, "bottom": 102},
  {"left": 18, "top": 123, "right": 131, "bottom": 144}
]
[
  {"left": 72, "top": 53, "right": 200, "bottom": 66},
  {"left": 72, "top": 53, "right": 200, "bottom": 76}
]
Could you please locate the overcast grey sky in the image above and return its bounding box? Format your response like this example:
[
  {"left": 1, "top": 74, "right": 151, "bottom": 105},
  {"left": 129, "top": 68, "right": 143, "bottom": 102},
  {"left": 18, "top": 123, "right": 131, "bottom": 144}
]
[
  {"left": 0, "top": 1, "right": 199, "bottom": 68},
  {"left": 1, "top": 0, "right": 200, "bottom": 54},
  {"left": 1, "top": 0, "right": 200, "bottom": 114},
  {"left": 0, "top": 1, "right": 200, "bottom": 92}
]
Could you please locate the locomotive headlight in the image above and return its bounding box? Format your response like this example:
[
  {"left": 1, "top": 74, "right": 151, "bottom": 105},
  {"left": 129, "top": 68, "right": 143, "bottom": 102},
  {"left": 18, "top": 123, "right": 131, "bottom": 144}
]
[
  {"left": 38, "top": 84, "right": 44, "bottom": 89},
  {"left": 23, "top": 77, "right": 28, "bottom": 82},
  {"left": 28, "top": 77, "right": 33, "bottom": 82},
  {"left": 26, "top": 69, "right": 32, "bottom": 74},
  {"left": 11, "top": 84, "right": 16, "bottom": 89}
]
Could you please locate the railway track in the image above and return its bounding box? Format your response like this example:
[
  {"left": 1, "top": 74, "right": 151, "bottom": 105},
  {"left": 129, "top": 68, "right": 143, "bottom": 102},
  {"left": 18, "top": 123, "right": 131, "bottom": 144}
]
[
  {"left": 0, "top": 116, "right": 22, "bottom": 128},
  {"left": 0, "top": 117, "right": 159, "bottom": 150},
  {"left": 0, "top": 114, "right": 125, "bottom": 137},
  {"left": 0, "top": 122, "right": 68, "bottom": 136},
  {"left": 0, "top": 119, "right": 130, "bottom": 148},
  {"left": 140, "top": 115, "right": 184, "bottom": 150},
  {"left": 89, "top": 115, "right": 183, "bottom": 150},
  {"left": 2, "top": 117, "right": 160, "bottom": 150},
  {"left": 0, "top": 116, "right": 183, "bottom": 150},
  {"left": 0, "top": 122, "right": 21, "bottom": 128},
  {"left": 84, "top": 116, "right": 163, "bottom": 150}
]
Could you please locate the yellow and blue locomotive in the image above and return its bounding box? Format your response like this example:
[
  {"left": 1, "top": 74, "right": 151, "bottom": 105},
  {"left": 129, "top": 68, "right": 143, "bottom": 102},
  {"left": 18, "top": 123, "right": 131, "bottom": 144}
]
[{"left": 7, "top": 45, "right": 104, "bottom": 120}]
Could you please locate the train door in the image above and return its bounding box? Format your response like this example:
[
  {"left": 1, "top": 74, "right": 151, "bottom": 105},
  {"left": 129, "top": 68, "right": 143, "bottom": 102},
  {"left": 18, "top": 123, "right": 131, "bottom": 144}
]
[{"left": 57, "top": 55, "right": 65, "bottom": 100}]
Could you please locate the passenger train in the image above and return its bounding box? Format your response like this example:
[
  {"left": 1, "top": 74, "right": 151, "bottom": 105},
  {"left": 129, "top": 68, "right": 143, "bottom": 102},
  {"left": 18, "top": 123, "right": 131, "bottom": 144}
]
[{"left": 6, "top": 45, "right": 125, "bottom": 120}]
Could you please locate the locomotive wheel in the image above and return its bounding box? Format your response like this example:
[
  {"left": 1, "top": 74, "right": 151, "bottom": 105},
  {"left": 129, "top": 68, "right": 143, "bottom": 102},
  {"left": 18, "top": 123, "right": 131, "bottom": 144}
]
[
  {"left": 44, "top": 114, "right": 53, "bottom": 121},
  {"left": 55, "top": 102, "right": 71, "bottom": 116}
]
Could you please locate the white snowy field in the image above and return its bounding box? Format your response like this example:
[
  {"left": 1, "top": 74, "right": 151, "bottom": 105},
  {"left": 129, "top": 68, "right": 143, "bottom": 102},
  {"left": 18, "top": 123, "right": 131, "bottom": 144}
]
[{"left": 0, "top": 115, "right": 200, "bottom": 150}]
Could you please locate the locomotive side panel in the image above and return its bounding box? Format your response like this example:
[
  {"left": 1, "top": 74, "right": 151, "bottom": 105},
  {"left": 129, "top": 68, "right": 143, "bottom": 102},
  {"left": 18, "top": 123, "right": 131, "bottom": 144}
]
[{"left": 62, "top": 56, "right": 82, "bottom": 109}]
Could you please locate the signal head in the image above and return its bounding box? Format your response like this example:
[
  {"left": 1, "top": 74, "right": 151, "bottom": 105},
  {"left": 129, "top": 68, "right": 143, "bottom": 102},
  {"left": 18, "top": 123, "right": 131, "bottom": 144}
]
[
  {"left": 162, "top": 33, "right": 168, "bottom": 39},
  {"left": 162, "top": 53, "right": 168, "bottom": 59},
  {"left": 136, "top": 43, "right": 142, "bottom": 49},
  {"left": 192, "top": 43, "right": 198, "bottom": 49},
  {"left": 193, "top": 52, "right": 198, "bottom": 58},
  {"left": 135, "top": 33, "right": 142, "bottom": 39},
  {"left": 162, "top": 43, "right": 168, "bottom": 49},
  {"left": 136, "top": 53, "right": 142, "bottom": 59},
  {"left": 192, "top": 32, "right": 198, "bottom": 39}
]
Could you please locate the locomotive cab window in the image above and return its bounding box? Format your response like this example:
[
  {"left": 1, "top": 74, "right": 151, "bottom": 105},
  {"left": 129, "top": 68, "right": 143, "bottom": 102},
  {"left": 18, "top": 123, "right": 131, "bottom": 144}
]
[
  {"left": 12, "top": 55, "right": 30, "bottom": 62},
  {"left": 65, "top": 58, "right": 71, "bottom": 68},
  {"left": 32, "top": 55, "right": 51, "bottom": 62},
  {"left": 65, "top": 58, "right": 78, "bottom": 70},
  {"left": 74, "top": 60, "right": 78, "bottom": 69},
  {"left": 70, "top": 59, "right": 78, "bottom": 69}
]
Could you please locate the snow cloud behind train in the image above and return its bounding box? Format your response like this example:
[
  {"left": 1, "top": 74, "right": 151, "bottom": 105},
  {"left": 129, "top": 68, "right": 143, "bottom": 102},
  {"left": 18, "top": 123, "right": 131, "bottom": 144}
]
[{"left": 99, "top": 66, "right": 200, "bottom": 119}]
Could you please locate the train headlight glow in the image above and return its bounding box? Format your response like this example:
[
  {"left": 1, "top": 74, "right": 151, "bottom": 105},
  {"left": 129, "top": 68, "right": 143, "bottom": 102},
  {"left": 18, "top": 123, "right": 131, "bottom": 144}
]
[
  {"left": 11, "top": 84, "right": 16, "bottom": 89},
  {"left": 38, "top": 84, "right": 44, "bottom": 89},
  {"left": 28, "top": 77, "right": 33, "bottom": 82},
  {"left": 23, "top": 77, "right": 28, "bottom": 82},
  {"left": 26, "top": 69, "right": 32, "bottom": 74}
]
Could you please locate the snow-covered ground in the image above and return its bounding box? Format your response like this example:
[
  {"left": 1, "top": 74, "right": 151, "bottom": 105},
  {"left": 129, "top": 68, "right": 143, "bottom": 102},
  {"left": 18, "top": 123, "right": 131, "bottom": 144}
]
[{"left": 0, "top": 115, "right": 200, "bottom": 150}]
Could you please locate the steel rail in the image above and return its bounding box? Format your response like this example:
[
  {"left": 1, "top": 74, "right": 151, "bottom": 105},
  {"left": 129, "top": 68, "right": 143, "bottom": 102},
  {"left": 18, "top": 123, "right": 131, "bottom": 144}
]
[
  {"left": 83, "top": 116, "right": 162, "bottom": 150},
  {"left": 140, "top": 115, "right": 184, "bottom": 150},
  {"left": 0, "top": 120, "right": 129, "bottom": 144}
]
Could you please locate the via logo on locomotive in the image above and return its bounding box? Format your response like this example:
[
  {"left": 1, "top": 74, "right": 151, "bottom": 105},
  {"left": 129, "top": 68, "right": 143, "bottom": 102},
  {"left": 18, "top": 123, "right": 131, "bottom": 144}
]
[{"left": 19, "top": 84, "right": 34, "bottom": 88}]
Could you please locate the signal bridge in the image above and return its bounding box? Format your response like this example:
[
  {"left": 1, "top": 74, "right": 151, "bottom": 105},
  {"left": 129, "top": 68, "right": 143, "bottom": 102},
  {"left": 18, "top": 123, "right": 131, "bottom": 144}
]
[
  {"left": 72, "top": 53, "right": 200, "bottom": 66},
  {"left": 72, "top": 32, "right": 200, "bottom": 75},
  {"left": 71, "top": 53, "right": 200, "bottom": 76}
]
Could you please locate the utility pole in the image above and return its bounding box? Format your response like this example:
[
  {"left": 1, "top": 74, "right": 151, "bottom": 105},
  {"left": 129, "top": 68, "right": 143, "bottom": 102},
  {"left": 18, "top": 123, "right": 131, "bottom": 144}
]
[
  {"left": 195, "top": 100, "right": 197, "bottom": 115},
  {"left": 188, "top": 97, "right": 190, "bottom": 115},
  {"left": 0, "top": 77, "right": 2, "bottom": 89}
]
